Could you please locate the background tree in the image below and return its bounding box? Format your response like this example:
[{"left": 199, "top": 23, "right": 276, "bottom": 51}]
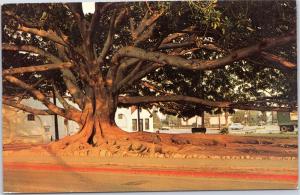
[{"left": 2, "top": 1, "right": 297, "bottom": 152}]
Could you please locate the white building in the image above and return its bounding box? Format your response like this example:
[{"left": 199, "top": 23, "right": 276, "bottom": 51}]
[
  {"left": 2, "top": 104, "right": 48, "bottom": 144},
  {"left": 2, "top": 97, "right": 81, "bottom": 144},
  {"left": 2, "top": 98, "right": 154, "bottom": 144},
  {"left": 115, "top": 106, "right": 154, "bottom": 132},
  {"left": 181, "top": 113, "right": 233, "bottom": 127}
]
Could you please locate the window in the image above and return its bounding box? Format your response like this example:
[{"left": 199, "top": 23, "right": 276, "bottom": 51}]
[
  {"left": 132, "top": 119, "right": 137, "bottom": 131},
  {"left": 27, "top": 114, "right": 35, "bottom": 121},
  {"left": 145, "top": 118, "right": 149, "bottom": 130},
  {"left": 118, "top": 114, "right": 123, "bottom": 119},
  {"left": 139, "top": 119, "right": 143, "bottom": 131},
  {"left": 44, "top": 126, "right": 50, "bottom": 132}
]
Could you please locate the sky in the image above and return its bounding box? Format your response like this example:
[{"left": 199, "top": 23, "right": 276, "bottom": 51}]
[{"left": 82, "top": 2, "right": 95, "bottom": 14}]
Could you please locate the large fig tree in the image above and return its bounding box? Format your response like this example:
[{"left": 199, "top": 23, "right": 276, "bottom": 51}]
[{"left": 2, "top": 1, "right": 297, "bottom": 152}]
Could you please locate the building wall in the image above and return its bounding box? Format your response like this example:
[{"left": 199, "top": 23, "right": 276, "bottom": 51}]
[
  {"left": 181, "top": 114, "right": 233, "bottom": 127},
  {"left": 2, "top": 104, "right": 47, "bottom": 144},
  {"left": 115, "top": 107, "right": 154, "bottom": 132},
  {"left": 20, "top": 97, "right": 81, "bottom": 139}
]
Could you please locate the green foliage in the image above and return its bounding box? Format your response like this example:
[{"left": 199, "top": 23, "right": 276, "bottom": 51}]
[
  {"left": 1, "top": 1, "right": 297, "bottom": 118},
  {"left": 220, "top": 128, "right": 229, "bottom": 134}
]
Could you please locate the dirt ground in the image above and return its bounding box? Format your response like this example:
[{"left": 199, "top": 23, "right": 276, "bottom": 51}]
[
  {"left": 4, "top": 133, "right": 298, "bottom": 158},
  {"left": 2, "top": 134, "right": 299, "bottom": 192}
]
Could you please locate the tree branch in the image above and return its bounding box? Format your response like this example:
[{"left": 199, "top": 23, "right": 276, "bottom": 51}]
[
  {"left": 129, "top": 11, "right": 163, "bottom": 45},
  {"left": 16, "top": 77, "right": 45, "bottom": 104},
  {"left": 3, "top": 98, "right": 55, "bottom": 115},
  {"left": 118, "top": 95, "right": 231, "bottom": 108},
  {"left": 87, "top": 3, "right": 114, "bottom": 47},
  {"left": 2, "top": 43, "right": 61, "bottom": 63},
  {"left": 115, "top": 63, "right": 161, "bottom": 92},
  {"left": 157, "top": 41, "right": 195, "bottom": 50},
  {"left": 118, "top": 96, "right": 295, "bottom": 112},
  {"left": 97, "top": 10, "right": 117, "bottom": 64},
  {"left": 3, "top": 62, "right": 73, "bottom": 76},
  {"left": 66, "top": 3, "right": 85, "bottom": 38},
  {"left": 52, "top": 82, "right": 76, "bottom": 111},
  {"left": 260, "top": 51, "right": 296, "bottom": 69},
  {"left": 18, "top": 25, "right": 68, "bottom": 46},
  {"left": 113, "top": 61, "right": 143, "bottom": 91},
  {"left": 112, "top": 32, "right": 296, "bottom": 71},
  {"left": 4, "top": 75, "right": 66, "bottom": 116},
  {"left": 3, "top": 43, "right": 85, "bottom": 110},
  {"left": 61, "top": 70, "right": 86, "bottom": 109},
  {"left": 134, "top": 11, "right": 163, "bottom": 39}
]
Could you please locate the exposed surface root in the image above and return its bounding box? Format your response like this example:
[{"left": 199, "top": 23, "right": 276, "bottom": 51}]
[
  {"left": 48, "top": 129, "right": 183, "bottom": 158},
  {"left": 45, "top": 127, "right": 299, "bottom": 159},
  {"left": 5, "top": 132, "right": 298, "bottom": 160}
]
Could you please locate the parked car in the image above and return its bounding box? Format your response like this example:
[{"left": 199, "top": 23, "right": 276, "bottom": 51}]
[
  {"left": 277, "top": 111, "right": 298, "bottom": 132},
  {"left": 229, "top": 123, "right": 244, "bottom": 130},
  {"left": 191, "top": 127, "right": 206, "bottom": 134}
]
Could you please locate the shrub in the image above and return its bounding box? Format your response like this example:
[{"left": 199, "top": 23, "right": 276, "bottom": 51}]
[{"left": 220, "top": 128, "right": 229, "bottom": 134}]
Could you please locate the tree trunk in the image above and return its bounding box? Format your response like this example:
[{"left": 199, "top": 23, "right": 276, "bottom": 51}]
[
  {"left": 48, "top": 88, "right": 127, "bottom": 150},
  {"left": 225, "top": 111, "right": 228, "bottom": 127}
]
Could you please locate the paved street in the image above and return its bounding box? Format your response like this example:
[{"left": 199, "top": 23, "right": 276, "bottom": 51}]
[
  {"left": 3, "top": 153, "right": 298, "bottom": 193},
  {"left": 4, "top": 161, "right": 297, "bottom": 193}
]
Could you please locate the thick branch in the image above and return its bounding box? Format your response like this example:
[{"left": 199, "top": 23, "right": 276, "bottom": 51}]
[
  {"left": 161, "top": 33, "right": 186, "bottom": 45},
  {"left": 97, "top": 10, "right": 117, "bottom": 64},
  {"left": 113, "top": 58, "right": 140, "bottom": 87},
  {"left": 18, "top": 26, "right": 68, "bottom": 46},
  {"left": 88, "top": 3, "right": 113, "bottom": 47},
  {"left": 3, "top": 99, "right": 54, "bottom": 115},
  {"left": 158, "top": 41, "right": 195, "bottom": 50},
  {"left": 115, "top": 61, "right": 143, "bottom": 90},
  {"left": 261, "top": 52, "right": 296, "bottom": 69},
  {"left": 3, "top": 63, "right": 73, "bottom": 76},
  {"left": 118, "top": 96, "right": 295, "bottom": 112},
  {"left": 2, "top": 43, "right": 61, "bottom": 63},
  {"left": 52, "top": 83, "right": 74, "bottom": 110},
  {"left": 16, "top": 77, "right": 45, "bottom": 104},
  {"left": 112, "top": 32, "right": 296, "bottom": 71},
  {"left": 4, "top": 76, "right": 82, "bottom": 123},
  {"left": 118, "top": 95, "right": 231, "bottom": 108},
  {"left": 4, "top": 75, "right": 66, "bottom": 116},
  {"left": 3, "top": 43, "right": 85, "bottom": 109},
  {"left": 61, "top": 70, "right": 86, "bottom": 109},
  {"left": 67, "top": 3, "right": 85, "bottom": 36},
  {"left": 135, "top": 11, "right": 163, "bottom": 38},
  {"left": 115, "top": 63, "right": 161, "bottom": 92}
]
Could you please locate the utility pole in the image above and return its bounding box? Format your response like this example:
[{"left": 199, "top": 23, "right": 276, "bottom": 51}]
[
  {"left": 52, "top": 88, "right": 59, "bottom": 140},
  {"left": 271, "top": 111, "right": 274, "bottom": 124},
  {"left": 201, "top": 111, "right": 205, "bottom": 128},
  {"left": 218, "top": 114, "right": 221, "bottom": 130},
  {"left": 137, "top": 105, "right": 141, "bottom": 131}
]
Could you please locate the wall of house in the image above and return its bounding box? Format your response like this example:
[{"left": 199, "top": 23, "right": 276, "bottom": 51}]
[
  {"left": 115, "top": 107, "right": 154, "bottom": 132},
  {"left": 3, "top": 97, "right": 81, "bottom": 144},
  {"left": 181, "top": 114, "right": 233, "bottom": 127},
  {"left": 20, "top": 97, "right": 81, "bottom": 139},
  {"left": 2, "top": 104, "right": 48, "bottom": 144}
]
